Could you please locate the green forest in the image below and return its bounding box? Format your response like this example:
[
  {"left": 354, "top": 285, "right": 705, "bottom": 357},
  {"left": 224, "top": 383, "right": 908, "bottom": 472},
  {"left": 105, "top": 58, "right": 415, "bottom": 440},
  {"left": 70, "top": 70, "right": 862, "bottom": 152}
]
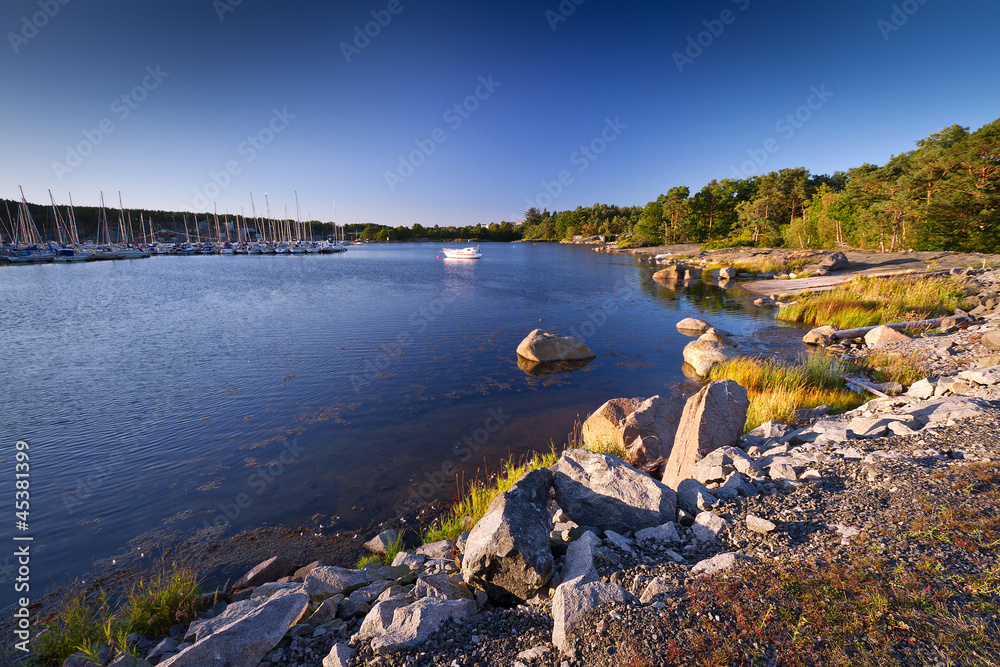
[{"left": 519, "top": 118, "right": 1000, "bottom": 252}]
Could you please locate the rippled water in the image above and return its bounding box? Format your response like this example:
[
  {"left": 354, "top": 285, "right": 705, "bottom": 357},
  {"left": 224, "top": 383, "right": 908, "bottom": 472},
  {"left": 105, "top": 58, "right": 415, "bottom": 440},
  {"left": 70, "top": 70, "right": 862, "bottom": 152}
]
[{"left": 0, "top": 243, "right": 808, "bottom": 604}]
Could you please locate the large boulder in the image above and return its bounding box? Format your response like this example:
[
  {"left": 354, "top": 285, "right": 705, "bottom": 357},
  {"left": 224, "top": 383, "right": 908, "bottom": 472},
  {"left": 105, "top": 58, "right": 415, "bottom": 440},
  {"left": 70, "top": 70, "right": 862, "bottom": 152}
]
[
  {"left": 461, "top": 468, "right": 554, "bottom": 605},
  {"left": 682, "top": 339, "right": 740, "bottom": 377},
  {"left": 653, "top": 264, "right": 693, "bottom": 281},
  {"left": 864, "top": 325, "right": 910, "bottom": 348},
  {"left": 551, "top": 449, "right": 676, "bottom": 534},
  {"left": 516, "top": 329, "right": 596, "bottom": 363},
  {"left": 622, "top": 396, "right": 685, "bottom": 468},
  {"left": 819, "top": 252, "right": 848, "bottom": 271},
  {"left": 581, "top": 396, "right": 684, "bottom": 469},
  {"left": 662, "top": 380, "right": 749, "bottom": 489},
  {"left": 580, "top": 397, "right": 645, "bottom": 453},
  {"left": 303, "top": 567, "right": 375, "bottom": 597},
  {"left": 676, "top": 318, "right": 710, "bottom": 334},
  {"left": 371, "top": 598, "right": 478, "bottom": 655},
  {"left": 158, "top": 590, "right": 308, "bottom": 667}
]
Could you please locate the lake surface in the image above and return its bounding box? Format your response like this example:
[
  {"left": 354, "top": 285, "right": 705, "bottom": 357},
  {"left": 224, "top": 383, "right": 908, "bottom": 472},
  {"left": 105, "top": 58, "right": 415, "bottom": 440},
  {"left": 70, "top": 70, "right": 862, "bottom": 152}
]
[{"left": 0, "top": 243, "right": 808, "bottom": 606}]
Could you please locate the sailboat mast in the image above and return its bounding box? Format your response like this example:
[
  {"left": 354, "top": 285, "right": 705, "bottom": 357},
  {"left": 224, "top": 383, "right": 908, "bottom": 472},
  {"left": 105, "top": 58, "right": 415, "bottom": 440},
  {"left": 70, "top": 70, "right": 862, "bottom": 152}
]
[{"left": 67, "top": 193, "right": 80, "bottom": 246}]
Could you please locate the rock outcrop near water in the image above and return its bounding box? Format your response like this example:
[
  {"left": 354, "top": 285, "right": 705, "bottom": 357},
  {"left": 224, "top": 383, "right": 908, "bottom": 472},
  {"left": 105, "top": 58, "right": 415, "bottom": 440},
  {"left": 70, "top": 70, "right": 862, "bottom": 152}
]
[
  {"left": 515, "top": 329, "right": 596, "bottom": 363},
  {"left": 580, "top": 395, "right": 684, "bottom": 470}
]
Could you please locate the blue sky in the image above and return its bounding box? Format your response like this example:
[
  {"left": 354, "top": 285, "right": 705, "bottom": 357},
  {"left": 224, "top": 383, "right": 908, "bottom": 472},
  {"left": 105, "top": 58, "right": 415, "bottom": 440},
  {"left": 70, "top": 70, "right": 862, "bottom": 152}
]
[{"left": 2, "top": 0, "right": 998, "bottom": 227}]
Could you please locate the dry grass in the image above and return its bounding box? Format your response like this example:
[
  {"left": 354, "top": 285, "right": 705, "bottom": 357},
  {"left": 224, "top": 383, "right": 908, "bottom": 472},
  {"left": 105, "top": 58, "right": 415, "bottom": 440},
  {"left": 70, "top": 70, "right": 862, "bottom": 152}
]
[
  {"left": 777, "top": 275, "right": 970, "bottom": 330},
  {"left": 703, "top": 257, "right": 812, "bottom": 277},
  {"left": 707, "top": 355, "right": 865, "bottom": 431},
  {"left": 855, "top": 350, "right": 927, "bottom": 387}
]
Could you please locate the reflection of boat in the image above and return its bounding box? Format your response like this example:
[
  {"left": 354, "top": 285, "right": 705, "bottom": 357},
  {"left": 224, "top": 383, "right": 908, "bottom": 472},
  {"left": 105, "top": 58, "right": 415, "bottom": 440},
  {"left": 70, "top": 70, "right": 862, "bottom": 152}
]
[{"left": 442, "top": 246, "right": 481, "bottom": 259}]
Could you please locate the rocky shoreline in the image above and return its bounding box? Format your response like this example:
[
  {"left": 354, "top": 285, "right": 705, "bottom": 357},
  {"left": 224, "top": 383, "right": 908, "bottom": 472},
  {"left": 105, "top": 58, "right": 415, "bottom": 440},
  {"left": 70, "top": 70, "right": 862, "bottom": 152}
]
[{"left": 46, "top": 255, "right": 1000, "bottom": 667}]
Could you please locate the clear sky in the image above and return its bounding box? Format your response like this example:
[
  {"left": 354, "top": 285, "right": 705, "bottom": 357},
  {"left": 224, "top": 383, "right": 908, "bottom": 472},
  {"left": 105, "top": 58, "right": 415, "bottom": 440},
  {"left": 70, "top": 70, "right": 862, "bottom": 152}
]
[{"left": 2, "top": 0, "right": 998, "bottom": 227}]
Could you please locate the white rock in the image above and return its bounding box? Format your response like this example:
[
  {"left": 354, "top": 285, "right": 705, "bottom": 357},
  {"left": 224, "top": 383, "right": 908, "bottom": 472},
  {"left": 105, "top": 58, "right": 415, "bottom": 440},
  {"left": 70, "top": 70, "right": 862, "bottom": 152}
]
[
  {"left": 746, "top": 515, "right": 776, "bottom": 534},
  {"left": 692, "top": 512, "right": 727, "bottom": 541}
]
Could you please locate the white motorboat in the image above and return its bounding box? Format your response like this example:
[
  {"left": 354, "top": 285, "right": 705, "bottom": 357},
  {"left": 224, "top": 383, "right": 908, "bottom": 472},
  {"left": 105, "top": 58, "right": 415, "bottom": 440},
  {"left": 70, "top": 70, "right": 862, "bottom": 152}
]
[{"left": 441, "top": 246, "right": 481, "bottom": 259}]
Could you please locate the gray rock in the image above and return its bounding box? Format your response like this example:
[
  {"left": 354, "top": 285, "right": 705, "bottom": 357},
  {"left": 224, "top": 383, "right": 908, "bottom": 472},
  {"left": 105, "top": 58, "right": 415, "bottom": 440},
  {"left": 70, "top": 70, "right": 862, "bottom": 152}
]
[
  {"left": 622, "top": 395, "right": 686, "bottom": 469},
  {"left": 663, "top": 380, "right": 750, "bottom": 489},
  {"left": 864, "top": 325, "right": 910, "bottom": 348},
  {"left": 364, "top": 530, "right": 399, "bottom": 555},
  {"left": 819, "top": 251, "right": 848, "bottom": 271},
  {"left": 455, "top": 531, "right": 470, "bottom": 554},
  {"left": 348, "top": 580, "right": 395, "bottom": 604},
  {"left": 769, "top": 462, "right": 798, "bottom": 481},
  {"left": 322, "top": 643, "right": 356, "bottom": 667},
  {"left": 746, "top": 515, "right": 776, "bottom": 534},
  {"left": 635, "top": 522, "right": 680, "bottom": 544},
  {"left": 906, "top": 378, "right": 936, "bottom": 399},
  {"left": 720, "top": 472, "right": 758, "bottom": 497},
  {"left": 692, "top": 512, "right": 727, "bottom": 542},
  {"left": 303, "top": 567, "right": 374, "bottom": 597},
  {"left": 250, "top": 582, "right": 302, "bottom": 599},
  {"left": 416, "top": 540, "right": 454, "bottom": 560},
  {"left": 748, "top": 420, "right": 794, "bottom": 440},
  {"left": 690, "top": 445, "right": 763, "bottom": 485},
  {"left": 516, "top": 329, "right": 596, "bottom": 363},
  {"left": 370, "top": 598, "right": 478, "bottom": 655},
  {"left": 338, "top": 598, "right": 371, "bottom": 619},
  {"left": 675, "top": 478, "right": 717, "bottom": 514},
  {"left": 959, "top": 366, "right": 1000, "bottom": 386},
  {"left": 356, "top": 596, "right": 411, "bottom": 641},
  {"left": 232, "top": 556, "right": 295, "bottom": 592},
  {"left": 691, "top": 552, "right": 755, "bottom": 575},
  {"left": 413, "top": 574, "right": 473, "bottom": 601},
  {"left": 551, "top": 579, "right": 638, "bottom": 652},
  {"left": 146, "top": 637, "right": 178, "bottom": 663},
  {"left": 981, "top": 329, "right": 1000, "bottom": 351},
  {"left": 638, "top": 577, "right": 672, "bottom": 604},
  {"left": 308, "top": 597, "right": 340, "bottom": 625},
  {"left": 603, "top": 530, "right": 635, "bottom": 555},
  {"left": 552, "top": 449, "right": 676, "bottom": 534},
  {"left": 676, "top": 317, "right": 710, "bottom": 333},
  {"left": 158, "top": 590, "right": 308, "bottom": 667},
  {"left": 682, "top": 339, "right": 740, "bottom": 377},
  {"left": 391, "top": 552, "right": 426, "bottom": 570},
  {"left": 561, "top": 531, "right": 602, "bottom": 583},
  {"left": 461, "top": 468, "right": 554, "bottom": 605}
]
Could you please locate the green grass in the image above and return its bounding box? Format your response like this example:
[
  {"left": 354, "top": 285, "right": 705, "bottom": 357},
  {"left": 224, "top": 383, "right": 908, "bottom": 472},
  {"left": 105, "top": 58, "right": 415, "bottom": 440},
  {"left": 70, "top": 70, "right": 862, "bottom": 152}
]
[
  {"left": 32, "top": 565, "right": 203, "bottom": 666},
  {"left": 854, "top": 350, "right": 927, "bottom": 386},
  {"left": 355, "top": 530, "right": 407, "bottom": 568},
  {"left": 777, "top": 275, "right": 970, "bottom": 330},
  {"left": 703, "top": 257, "right": 812, "bottom": 277},
  {"left": 707, "top": 354, "right": 866, "bottom": 431},
  {"left": 422, "top": 447, "right": 561, "bottom": 544}
]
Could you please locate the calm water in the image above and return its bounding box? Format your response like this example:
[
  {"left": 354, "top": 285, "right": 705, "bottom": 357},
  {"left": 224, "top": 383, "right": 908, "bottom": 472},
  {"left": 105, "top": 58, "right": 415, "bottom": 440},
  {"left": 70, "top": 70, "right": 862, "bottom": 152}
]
[{"left": 0, "top": 243, "right": 807, "bottom": 605}]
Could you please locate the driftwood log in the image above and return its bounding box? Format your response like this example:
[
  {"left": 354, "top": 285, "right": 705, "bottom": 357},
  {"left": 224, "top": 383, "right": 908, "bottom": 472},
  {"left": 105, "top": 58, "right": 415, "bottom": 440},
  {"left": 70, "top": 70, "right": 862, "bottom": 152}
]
[{"left": 830, "top": 315, "right": 967, "bottom": 341}]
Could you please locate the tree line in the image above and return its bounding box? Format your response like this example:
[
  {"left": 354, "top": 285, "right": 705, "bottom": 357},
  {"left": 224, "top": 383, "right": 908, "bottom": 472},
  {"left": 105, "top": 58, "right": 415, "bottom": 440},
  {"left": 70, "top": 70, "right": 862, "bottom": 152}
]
[{"left": 519, "top": 117, "right": 1000, "bottom": 252}]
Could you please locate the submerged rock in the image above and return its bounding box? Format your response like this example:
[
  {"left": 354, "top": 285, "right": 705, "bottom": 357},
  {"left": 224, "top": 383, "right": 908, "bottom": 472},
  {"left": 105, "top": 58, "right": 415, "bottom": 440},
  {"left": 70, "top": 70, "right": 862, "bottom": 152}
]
[{"left": 682, "top": 339, "right": 740, "bottom": 377}]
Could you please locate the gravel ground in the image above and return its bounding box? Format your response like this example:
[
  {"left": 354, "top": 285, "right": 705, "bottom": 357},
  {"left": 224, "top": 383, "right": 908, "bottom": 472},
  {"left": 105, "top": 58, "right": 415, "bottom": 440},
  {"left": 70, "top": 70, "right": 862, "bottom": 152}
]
[{"left": 324, "top": 408, "right": 999, "bottom": 667}]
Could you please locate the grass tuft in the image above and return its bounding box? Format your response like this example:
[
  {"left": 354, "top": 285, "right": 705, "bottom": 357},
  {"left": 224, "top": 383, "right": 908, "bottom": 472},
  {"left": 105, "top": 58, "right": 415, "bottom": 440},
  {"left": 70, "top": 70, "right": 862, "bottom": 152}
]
[
  {"left": 708, "top": 354, "right": 865, "bottom": 431},
  {"left": 777, "top": 275, "right": 970, "bottom": 329},
  {"left": 355, "top": 530, "right": 407, "bottom": 568},
  {"left": 33, "top": 565, "right": 202, "bottom": 666},
  {"left": 422, "top": 447, "right": 561, "bottom": 544}
]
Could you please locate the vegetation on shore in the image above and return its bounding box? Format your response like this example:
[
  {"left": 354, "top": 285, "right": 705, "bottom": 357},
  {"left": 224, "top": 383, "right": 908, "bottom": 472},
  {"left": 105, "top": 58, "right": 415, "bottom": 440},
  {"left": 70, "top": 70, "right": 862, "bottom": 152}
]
[
  {"left": 31, "top": 566, "right": 204, "bottom": 666},
  {"left": 669, "top": 461, "right": 1000, "bottom": 666},
  {"left": 519, "top": 117, "right": 1000, "bottom": 252},
  {"left": 776, "top": 275, "right": 970, "bottom": 330},
  {"left": 701, "top": 256, "right": 813, "bottom": 278},
  {"left": 356, "top": 531, "right": 407, "bottom": 569},
  {"left": 707, "top": 355, "right": 865, "bottom": 431}
]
